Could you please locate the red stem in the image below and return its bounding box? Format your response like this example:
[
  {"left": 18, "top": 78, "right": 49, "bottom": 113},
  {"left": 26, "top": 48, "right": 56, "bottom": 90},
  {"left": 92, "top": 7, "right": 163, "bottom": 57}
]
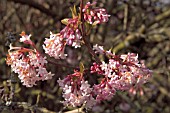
[{"left": 80, "top": 0, "right": 101, "bottom": 64}]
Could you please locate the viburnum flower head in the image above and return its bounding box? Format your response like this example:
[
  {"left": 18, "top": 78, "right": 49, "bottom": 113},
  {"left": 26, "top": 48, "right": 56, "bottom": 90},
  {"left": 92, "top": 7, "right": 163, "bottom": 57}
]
[
  {"left": 57, "top": 70, "right": 96, "bottom": 108},
  {"left": 60, "top": 17, "right": 82, "bottom": 48},
  {"left": 91, "top": 44, "right": 152, "bottom": 92},
  {"left": 43, "top": 32, "right": 67, "bottom": 59},
  {"left": 83, "top": 2, "right": 110, "bottom": 24},
  {"left": 93, "top": 78, "right": 116, "bottom": 103},
  {"left": 6, "top": 32, "right": 54, "bottom": 87}
]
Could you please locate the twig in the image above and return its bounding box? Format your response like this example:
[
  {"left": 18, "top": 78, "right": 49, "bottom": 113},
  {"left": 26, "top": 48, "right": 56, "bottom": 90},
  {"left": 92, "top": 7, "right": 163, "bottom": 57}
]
[
  {"left": 64, "top": 108, "right": 84, "bottom": 113},
  {"left": 113, "top": 25, "right": 146, "bottom": 53},
  {"left": 83, "top": 37, "right": 101, "bottom": 64},
  {"left": 123, "top": 3, "right": 128, "bottom": 31},
  {"left": 149, "top": 9, "right": 170, "bottom": 28},
  {"left": 80, "top": 0, "right": 101, "bottom": 64},
  {"left": 0, "top": 7, "right": 15, "bottom": 26},
  {"left": 7, "top": 0, "right": 58, "bottom": 18},
  {"left": 0, "top": 102, "right": 56, "bottom": 113},
  {"left": 47, "top": 59, "right": 79, "bottom": 69}
]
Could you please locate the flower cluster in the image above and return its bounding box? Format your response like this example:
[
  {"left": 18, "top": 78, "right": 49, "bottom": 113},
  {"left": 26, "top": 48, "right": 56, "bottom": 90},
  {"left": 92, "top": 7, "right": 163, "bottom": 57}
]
[
  {"left": 57, "top": 43, "right": 151, "bottom": 108},
  {"left": 43, "top": 2, "right": 110, "bottom": 60},
  {"left": 57, "top": 70, "right": 96, "bottom": 108},
  {"left": 83, "top": 2, "right": 110, "bottom": 24},
  {"left": 43, "top": 32, "right": 67, "bottom": 59},
  {"left": 92, "top": 78, "right": 116, "bottom": 103},
  {"left": 6, "top": 32, "right": 54, "bottom": 87},
  {"left": 91, "top": 45, "right": 152, "bottom": 98},
  {"left": 43, "top": 18, "right": 82, "bottom": 59},
  {"left": 60, "top": 17, "right": 82, "bottom": 48}
]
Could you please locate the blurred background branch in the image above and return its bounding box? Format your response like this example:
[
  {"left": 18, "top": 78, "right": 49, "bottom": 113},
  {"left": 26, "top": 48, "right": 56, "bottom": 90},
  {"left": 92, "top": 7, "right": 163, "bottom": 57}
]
[{"left": 7, "top": 0, "right": 58, "bottom": 18}]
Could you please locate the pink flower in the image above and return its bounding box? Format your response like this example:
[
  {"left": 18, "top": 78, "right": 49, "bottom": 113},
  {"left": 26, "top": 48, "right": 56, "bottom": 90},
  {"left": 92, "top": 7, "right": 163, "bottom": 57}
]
[
  {"left": 91, "top": 44, "right": 151, "bottom": 94},
  {"left": 90, "top": 62, "right": 103, "bottom": 74},
  {"left": 83, "top": 2, "right": 110, "bottom": 24},
  {"left": 57, "top": 71, "right": 96, "bottom": 108},
  {"left": 60, "top": 17, "right": 82, "bottom": 48},
  {"left": 93, "top": 44, "right": 113, "bottom": 56},
  {"left": 93, "top": 44, "right": 105, "bottom": 54},
  {"left": 19, "top": 31, "right": 33, "bottom": 45},
  {"left": 6, "top": 44, "right": 54, "bottom": 87},
  {"left": 43, "top": 32, "right": 67, "bottom": 59},
  {"left": 93, "top": 78, "right": 116, "bottom": 103}
]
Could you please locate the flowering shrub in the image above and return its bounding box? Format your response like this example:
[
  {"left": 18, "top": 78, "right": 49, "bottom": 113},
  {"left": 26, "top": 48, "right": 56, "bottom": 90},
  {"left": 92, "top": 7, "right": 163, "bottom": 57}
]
[
  {"left": 6, "top": 32, "right": 54, "bottom": 87},
  {"left": 5, "top": 0, "right": 151, "bottom": 110}
]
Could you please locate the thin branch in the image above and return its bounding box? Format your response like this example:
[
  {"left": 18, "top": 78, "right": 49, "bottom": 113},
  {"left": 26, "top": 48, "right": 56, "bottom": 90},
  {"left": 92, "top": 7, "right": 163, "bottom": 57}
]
[
  {"left": 7, "top": 0, "right": 58, "bottom": 18},
  {"left": 80, "top": 0, "right": 101, "bottom": 64},
  {"left": 0, "top": 102, "right": 56, "bottom": 113},
  {"left": 83, "top": 37, "right": 101, "bottom": 64},
  {"left": 47, "top": 59, "right": 79, "bottom": 69},
  {"left": 123, "top": 3, "right": 128, "bottom": 31}
]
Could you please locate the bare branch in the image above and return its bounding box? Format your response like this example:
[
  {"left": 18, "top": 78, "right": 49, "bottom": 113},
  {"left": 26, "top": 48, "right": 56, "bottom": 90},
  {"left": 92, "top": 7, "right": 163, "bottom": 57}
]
[{"left": 7, "top": 0, "right": 58, "bottom": 18}]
